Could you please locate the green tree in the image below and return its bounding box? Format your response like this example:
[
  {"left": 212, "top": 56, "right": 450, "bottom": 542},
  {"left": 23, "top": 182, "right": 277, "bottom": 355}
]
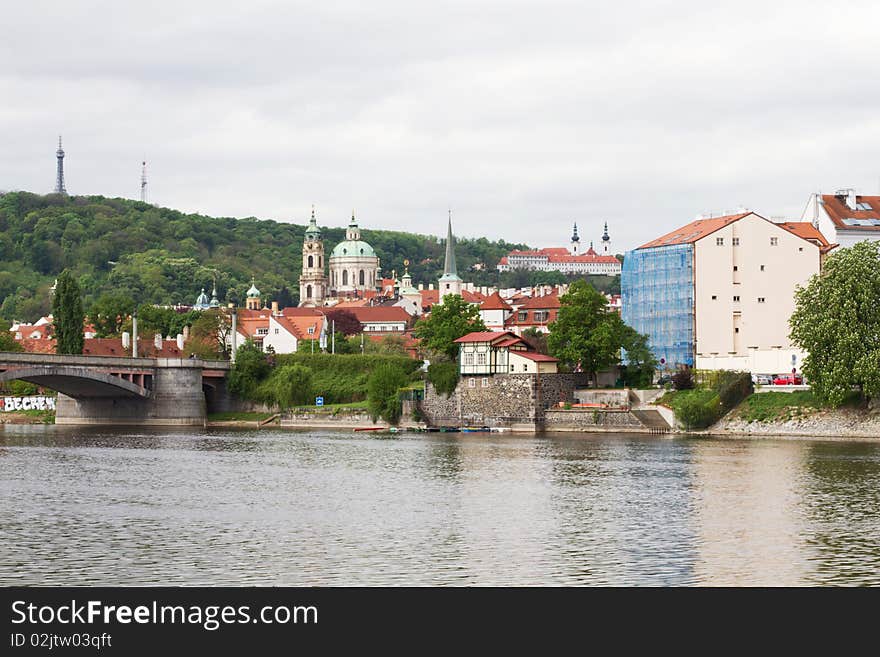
[
  {"left": 52, "top": 269, "right": 84, "bottom": 354},
  {"left": 414, "top": 294, "right": 486, "bottom": 360},
  {"left": 366, "top": 363, "right": 408, "bottom": 424},
  {"left": 547, "top": 280, "right": 626, "bottom": 386},
  {"left": 789, "top": 241, "right": 880, "bottom": 406},
  {"left": 427, "top": 361, "right": 459, "bottom": 396},
  {"left": 0, "top": 319, "right": 23, "bottom": 352},
  {"left": 264, "top": 364, "right": 314, "bottom": 409},
  {"left": 88, "top": 292, "right": 136, "bottom": 338},
  {"left": 228, "top": 341, "right": 270, "bottom": 398}
]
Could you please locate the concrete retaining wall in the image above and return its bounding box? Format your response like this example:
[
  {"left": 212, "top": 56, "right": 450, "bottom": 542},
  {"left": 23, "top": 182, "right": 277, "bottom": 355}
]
[{"left": 544, "top": 408, "right": 645, "bottom": 432}]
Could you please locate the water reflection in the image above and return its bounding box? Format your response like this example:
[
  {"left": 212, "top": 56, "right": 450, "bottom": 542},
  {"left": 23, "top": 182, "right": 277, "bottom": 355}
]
[{"left": 1, "top": 425, "right": 879, "bottom": 586}]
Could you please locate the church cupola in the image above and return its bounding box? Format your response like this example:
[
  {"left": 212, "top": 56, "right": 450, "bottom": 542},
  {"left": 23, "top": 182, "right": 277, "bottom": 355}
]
[
  {"left": 246, "top": 278, "right": 261, "bottom": 310},
  {"left": 601, "top": 221, "right": 611, "bottom": 254},
  {"left": 346, "top": 211, "right": 361, "bottom": 241},
  {"left": 571, "top": 222, "right": 580, "bottom": 255}
]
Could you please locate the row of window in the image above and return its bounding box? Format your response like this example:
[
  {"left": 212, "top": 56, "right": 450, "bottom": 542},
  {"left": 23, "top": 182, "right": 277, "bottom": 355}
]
[
  {"left": 716, "top": 237, "right": 779, "bottom": 246},
  {"left": 712, "top": 295, "right": 766, "bottom": 303},
  {"left": 463, "top": 353, "right": 488, "bottom": 366},
  {"left": 516, "top": 310, "right": 550, "bottom": 322}
]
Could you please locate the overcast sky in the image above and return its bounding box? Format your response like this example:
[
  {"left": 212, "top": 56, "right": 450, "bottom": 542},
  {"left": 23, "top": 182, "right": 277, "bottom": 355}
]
[{"left": 2, "top": 0, "right": 879, "bottom": 252}]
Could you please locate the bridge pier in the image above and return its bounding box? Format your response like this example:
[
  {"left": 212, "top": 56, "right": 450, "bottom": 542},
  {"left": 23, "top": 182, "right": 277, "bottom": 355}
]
[{"left": 55, "top": 365, "right": 207, "bottom": 426}]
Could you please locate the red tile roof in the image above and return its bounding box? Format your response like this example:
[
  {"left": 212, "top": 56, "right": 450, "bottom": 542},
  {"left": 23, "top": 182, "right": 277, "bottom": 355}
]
[
  {"left": 17, "top": 338, "right": 57, "bottom": 354},
  {"left": 419, "top": 289, "right": 439, "bottom": 310},
  {"left": 512, "top": 352, "right": 559, "bottom": 362},
  {"left": 480, "top": 292, "right": 512, "bottom": 311},
  {"left": 821, "top": 194, "right": 880, "bottom": 231},
  {"left": 461, "top": 290, "right": 487, "bottom": 303},
  {"left": 344, "top": 306, "right": 411, "bottom": 324},
  {"left": 777, "top": 221, "right": 836, "bottom": 253},
  {"left": 454, "top": 331, "right": 517, "bottom": 344},
  {"left": 274, "top": 315, "right": 323, "bottom": 340},
  {"left": 81, "top": 338, "right": 185, "bottom": 358},
  {"left": 517, "top": 293, "right": 560, "bottom": 310},
  {"left": 638, "top": 213, "right": 752, "bottom": 249}
]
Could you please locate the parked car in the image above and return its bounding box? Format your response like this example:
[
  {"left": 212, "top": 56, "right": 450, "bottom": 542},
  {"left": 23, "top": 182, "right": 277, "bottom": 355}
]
[
  {"left": 656, "top": 374, "right": 673, "bottom": 386},
  {"left": 752, "top": 374, "right": 773, "bottom": 385},
  {"left": 772, "top": 374, "right": 803, "bottom": 385}
]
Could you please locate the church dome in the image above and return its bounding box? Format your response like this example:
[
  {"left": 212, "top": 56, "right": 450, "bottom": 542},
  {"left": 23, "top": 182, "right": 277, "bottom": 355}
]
[
  {"left": 247, "top": 282, "right": 261, "bottom": 298},
  {"left": 195, "top": 288, "right": 209, "bottom": 307},
  {"left": 330, "top": 240, "right": 376, "bottom": 259}
]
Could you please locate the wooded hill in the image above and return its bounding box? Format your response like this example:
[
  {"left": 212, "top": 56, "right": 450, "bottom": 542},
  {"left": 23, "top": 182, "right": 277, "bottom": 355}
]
[
  {"left": 0, "top": 192, "right": 622, "bottom": 322},
  {"left": 0, "top": 192, "right": 530, "bottom": 321}
]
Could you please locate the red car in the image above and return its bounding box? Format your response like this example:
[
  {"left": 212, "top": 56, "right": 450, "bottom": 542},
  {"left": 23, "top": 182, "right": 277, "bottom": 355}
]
[{"left": 772, "top": 374, "right": 803, "bottom": 385}]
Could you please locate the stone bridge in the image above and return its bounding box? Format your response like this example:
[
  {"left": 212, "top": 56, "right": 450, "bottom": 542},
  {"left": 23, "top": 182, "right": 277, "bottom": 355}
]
[{"left": 0, "top": 352, "right": 231, "bottom": 426}]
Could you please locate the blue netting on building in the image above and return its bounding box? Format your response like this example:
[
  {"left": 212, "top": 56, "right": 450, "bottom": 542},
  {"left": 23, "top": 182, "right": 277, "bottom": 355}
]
[{"left": 622, "top": 244, "right": 695, "bottom": 368}]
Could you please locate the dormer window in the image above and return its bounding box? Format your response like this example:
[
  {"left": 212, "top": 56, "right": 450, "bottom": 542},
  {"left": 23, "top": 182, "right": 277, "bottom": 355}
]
[{"left": 716, "top": 237, "right": 724, "bottom": 246}]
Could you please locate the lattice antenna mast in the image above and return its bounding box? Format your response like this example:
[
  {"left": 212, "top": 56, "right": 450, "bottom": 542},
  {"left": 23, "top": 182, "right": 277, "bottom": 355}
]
[
  {"left": 54, "top": 136, "right": 67, "bottom": 194},
  {"left": 140, "top": 160, "right": 148, "bottom": 202}
]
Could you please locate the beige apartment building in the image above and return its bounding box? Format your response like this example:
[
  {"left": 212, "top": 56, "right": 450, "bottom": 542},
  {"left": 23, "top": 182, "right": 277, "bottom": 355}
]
[{"left": 623, "top": 211, "right": 834, "bottom": 375}]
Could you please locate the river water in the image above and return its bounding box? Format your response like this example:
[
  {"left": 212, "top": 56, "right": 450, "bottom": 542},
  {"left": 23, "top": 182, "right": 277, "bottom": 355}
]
[{"left": 1, "top": 426, "right": 879, "bottom": 586}]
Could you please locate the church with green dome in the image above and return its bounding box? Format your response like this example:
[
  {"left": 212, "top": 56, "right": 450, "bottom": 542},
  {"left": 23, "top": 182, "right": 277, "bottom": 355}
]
[{"left": 327, "top": 212, "right": 379, "bottom": 298}]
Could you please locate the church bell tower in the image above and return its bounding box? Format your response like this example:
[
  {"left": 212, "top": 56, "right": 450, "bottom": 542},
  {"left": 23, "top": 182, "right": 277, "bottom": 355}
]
[{"left": 299, "top": 205, "right": 328, "bottom": 306}]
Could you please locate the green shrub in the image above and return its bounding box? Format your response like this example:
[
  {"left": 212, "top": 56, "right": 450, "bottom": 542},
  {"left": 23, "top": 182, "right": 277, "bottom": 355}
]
[
  {"left": 427, "top": 361, "right": 459, "bottom": 396},
  {"left": 228, "top": 341, "right": 271, "bottom": 399},
  {"left": 366, "top": 363, "right": 409, "bottom": 424},
  {"left": 672, "top": 367, "right": 695, "bottom": 390},
  {"left": 274, "top": 353, "right": 421, "bottom": 405},
  {"left": 259, "top": 364, "right": 314, "bottom": 409},
  {"left": 677, "top": 395, "right": 722, "bottom": 430}
]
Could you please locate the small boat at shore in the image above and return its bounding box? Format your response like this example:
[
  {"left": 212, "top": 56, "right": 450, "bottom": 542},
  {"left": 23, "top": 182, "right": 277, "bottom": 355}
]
[
  {"left": 353, "top": 427, "right": 386, "bottom": 432},
  {"left": 461, "top": 426, "right": 491, "bottom": 433}
]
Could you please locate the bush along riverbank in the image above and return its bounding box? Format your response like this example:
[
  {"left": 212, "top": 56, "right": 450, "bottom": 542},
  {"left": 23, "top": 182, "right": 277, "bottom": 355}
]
[
  {"left": 226, "top": 342, "right": 424, "bottom": 425},
  {"left": 715, "top": 390, "right": 880, "bottom": 439},
  {"left": 656, "top": 370, "right": 753, "bottom": 431}
]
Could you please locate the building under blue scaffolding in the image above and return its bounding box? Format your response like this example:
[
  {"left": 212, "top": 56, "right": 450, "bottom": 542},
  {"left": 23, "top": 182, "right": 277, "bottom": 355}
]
[{"left": 621, "top": 243, "right": 695, "bottom": 369}]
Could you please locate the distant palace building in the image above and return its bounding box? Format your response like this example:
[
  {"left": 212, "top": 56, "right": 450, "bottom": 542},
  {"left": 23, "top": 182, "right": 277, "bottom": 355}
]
[{"left": 497, "top": 223, "right": 621, "bottom": 275}]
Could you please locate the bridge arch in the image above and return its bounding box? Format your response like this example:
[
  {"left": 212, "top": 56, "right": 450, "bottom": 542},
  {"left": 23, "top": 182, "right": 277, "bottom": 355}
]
[{"left": 0, "top": 366, "right": 151, "bottom": 399}]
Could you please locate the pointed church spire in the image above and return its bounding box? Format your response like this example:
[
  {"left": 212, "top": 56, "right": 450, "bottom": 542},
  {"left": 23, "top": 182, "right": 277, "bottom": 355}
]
[{"left": 443, "top": 209, "right": 458, "bottom": 277}]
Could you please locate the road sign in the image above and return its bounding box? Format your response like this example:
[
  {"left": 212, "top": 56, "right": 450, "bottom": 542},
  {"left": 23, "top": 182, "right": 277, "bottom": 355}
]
[{"left": 315, "top": 396, "right": 324, "bottom": 407}]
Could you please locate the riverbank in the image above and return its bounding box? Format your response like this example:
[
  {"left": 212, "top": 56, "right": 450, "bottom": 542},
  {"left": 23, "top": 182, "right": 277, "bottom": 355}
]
[
  {"left": 711, "top": 391, "right": 880, "bottom": 439},
  {"left": 0, "top": 410, "right": 55, "bottom": 424}
]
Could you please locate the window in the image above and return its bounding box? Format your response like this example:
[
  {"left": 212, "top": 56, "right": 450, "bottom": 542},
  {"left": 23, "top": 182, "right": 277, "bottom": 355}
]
[
  {"left": 534, "top": 311, "right": 548, "bottom": 322},
  {"left": 522, "top": 364, "right": 528, "bottom": 372},
  {"left": 732, "top": 238, "right": 740, "bottom": 246},
  {"left": 307, "top": 327, "right": 315, "bottom": 335},
  {"left": 510, "top": 364, "right": 515, "bottom": 372},
  {"left": 274, "top": 328, "right": 279, "bottom": 334},
  {"left": 716, "top": 237, "right": 724, "bottom": 246},
  {"left": 711, "top": 295, "right": 717, "bottom": 300},
  {"left": 257, "top": 328, "right": 268, "bottom": 335},
  {"left": 733, "top": 296, "right": 740, "bottom": 302},
  {"left": 760, "top": 265, "right": 765, "bottom": 271},
  {"left": 758, "top": 297, "right": 766, "bottom": 303},
  {"left": 464, "top": 353, "right": 474, "bottom": 366},
  {"left": 359, "top": 270, "right": 365, "bottom": 286},
  {"left": 476, "top": 352, "right": 487, "bottom": 366},
  {"left": 770, "top": 237, "right": 778, "bottom": 246},
  {"left": 798, "top": 247, "right": 803, "bottom": 252},
  {"left": 733, "top": 266, "right": 738, "bottom": 271},
  {"left": 342, "top": 270, "right": 348, "bottom": 285},
  {"left": 481, "top": 378, "right": 489, "bottom": 388},
  {"left": 307, "top": 255, "right": 314, "bottom": 268},
  {"left": 735, "top": 327, "right": 740, "bottom": 333},
  {"left": 468, "top": 378, "right": 476, "bottom": 388},
  {"left": 518, "top": 311, "right": 527, "bottom": 321}
]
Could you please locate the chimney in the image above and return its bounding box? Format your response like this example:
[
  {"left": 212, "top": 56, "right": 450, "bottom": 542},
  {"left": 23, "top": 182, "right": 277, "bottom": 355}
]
[
  {"left": 176, "top": 334, "right": 184, "bottom": 350},
  {"left": 428, "top": 283, "right": 434, "bottom": 290},
  {"left": 154, "top": 333, "right": 162, "bottom": 350},
  {"left": 418, "top": 284, "right": 424, "bottom": 291},
  {"left": 847, "top": 188, "right": 858, "bottom": 210},
  {"left": 272, "top": 301, "right": 279, "bottom": 316},
  {"left": 122, "top": 332, "right": 130, "bottom": 349}
]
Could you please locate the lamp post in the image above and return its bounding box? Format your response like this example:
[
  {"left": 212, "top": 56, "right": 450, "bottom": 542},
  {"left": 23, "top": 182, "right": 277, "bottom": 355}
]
[{"left": 132, "top": 309, "right": 138, "bottom": 358}]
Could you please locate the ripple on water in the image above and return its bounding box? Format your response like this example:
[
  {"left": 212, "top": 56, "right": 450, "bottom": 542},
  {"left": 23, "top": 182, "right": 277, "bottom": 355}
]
[{"left": 1, "top": 426, "right": 879, "bottom": 586}]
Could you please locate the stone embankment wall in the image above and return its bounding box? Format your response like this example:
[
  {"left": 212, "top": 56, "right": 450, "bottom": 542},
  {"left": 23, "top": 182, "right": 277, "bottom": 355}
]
[
  {"left": 421, "top": 372, "right": 586, "bottom": 430},
  {"left": 544, "top": 408, "right": 645, "bottom": 432}
]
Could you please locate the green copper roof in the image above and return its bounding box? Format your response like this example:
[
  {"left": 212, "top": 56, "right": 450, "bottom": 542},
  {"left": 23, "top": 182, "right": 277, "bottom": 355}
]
[
  {"left": 442, "top": 214, "right": 458, "bottom": 277},
  {"left": 330, "top": 240, "right": 376, "bottom": 258},
  {"left": 305, "top": 206, "right": 321, "bottom": 238},
  {"left": 247, "top": 281, "right": 261, "bottom": 297}
]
